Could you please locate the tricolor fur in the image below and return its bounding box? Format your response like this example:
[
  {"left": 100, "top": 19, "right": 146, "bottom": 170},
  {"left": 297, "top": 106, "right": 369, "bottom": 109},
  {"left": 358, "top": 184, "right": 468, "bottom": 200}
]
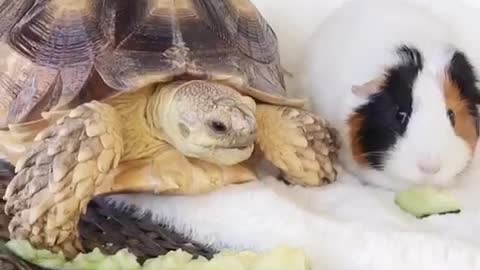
[{"left": 299, "top": 0, "right": 480, "bottom": 190}]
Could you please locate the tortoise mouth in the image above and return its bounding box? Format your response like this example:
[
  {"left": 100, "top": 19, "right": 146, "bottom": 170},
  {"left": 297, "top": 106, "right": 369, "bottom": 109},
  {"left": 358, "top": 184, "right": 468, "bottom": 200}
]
[
  {"left": 209, "top": 143, "right": 252, "bottom": 150},
  {"left": 187, "top": 143, "right": 255, "bottom": 166},
  {"left": 192, "top": 141, "right": 255, "bottom": 152}
]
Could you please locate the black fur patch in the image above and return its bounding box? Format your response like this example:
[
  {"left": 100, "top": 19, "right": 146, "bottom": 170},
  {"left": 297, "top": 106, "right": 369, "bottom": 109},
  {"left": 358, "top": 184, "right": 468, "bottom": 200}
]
[
  {"left": 354, "top": 45, "right": 422, "bottom": 169},
  {"left": 448, "top": 50, "right": 480, "bottom": 135}
]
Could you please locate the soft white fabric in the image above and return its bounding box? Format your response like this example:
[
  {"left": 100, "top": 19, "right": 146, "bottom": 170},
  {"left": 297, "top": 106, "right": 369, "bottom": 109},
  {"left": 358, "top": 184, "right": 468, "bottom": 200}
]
[
  {"left": 108, "top": 161, "right": 480, "bottom": 270},
  {"left": 109, "top": 1, "right": 480, "bottom": 269}
]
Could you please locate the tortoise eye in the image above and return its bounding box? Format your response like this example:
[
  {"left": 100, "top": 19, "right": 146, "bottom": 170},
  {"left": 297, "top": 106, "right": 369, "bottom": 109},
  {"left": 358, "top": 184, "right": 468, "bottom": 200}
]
[
  {"left": 209, "top": 120, "right": 227, "bottom": 133},
  {"left": 447, "top": 109, "right": 455, "bottom": 126}
]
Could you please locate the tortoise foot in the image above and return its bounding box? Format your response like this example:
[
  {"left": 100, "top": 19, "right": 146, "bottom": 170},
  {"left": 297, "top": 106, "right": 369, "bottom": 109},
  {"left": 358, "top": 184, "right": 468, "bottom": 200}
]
[{"left": 256, "top": 105, "right": 339, "bottom": 186}]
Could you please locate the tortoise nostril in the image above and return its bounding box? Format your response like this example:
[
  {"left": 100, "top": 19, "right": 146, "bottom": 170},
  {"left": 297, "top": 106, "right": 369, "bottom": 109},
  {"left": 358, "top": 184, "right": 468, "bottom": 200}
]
[
  {"left": 241, "top": 127, "right": 256, "bottom": 138},
  {"left": 178, "top": 123, "right": 191, "bottom": 138}
]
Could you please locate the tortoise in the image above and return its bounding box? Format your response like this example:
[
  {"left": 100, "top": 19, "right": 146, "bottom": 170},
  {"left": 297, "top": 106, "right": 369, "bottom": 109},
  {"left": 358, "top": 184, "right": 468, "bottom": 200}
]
[{"left": 0, "top": 0, "right": 339, "bottom": 259}]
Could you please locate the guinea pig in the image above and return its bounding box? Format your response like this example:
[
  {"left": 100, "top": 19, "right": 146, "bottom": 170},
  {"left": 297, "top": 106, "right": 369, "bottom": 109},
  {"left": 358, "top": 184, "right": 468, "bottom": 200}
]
[{"left": 297, "top": 0, "right": 480, "bottom": 191}]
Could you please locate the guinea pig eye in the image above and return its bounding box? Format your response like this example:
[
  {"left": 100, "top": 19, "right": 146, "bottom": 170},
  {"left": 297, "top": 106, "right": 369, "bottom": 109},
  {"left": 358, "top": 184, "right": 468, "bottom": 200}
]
[
  {"left": 447, "top": 109, "right": 455, "bottom": 126},
  {"left": 395, "top": 110, "right": 409, "bottom": 125}
]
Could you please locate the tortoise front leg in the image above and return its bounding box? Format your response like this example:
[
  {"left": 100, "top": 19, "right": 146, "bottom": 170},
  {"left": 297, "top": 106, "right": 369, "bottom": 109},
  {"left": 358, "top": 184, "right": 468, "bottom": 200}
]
[
  {"left": 4, "top": 101, "right": 123, "bottom": 258},
  {"left": 255, "top": 104, "right": 339, "bottom": 186},
  {"left": 109, "top": 146, "right": 257, "bottom": 196}
]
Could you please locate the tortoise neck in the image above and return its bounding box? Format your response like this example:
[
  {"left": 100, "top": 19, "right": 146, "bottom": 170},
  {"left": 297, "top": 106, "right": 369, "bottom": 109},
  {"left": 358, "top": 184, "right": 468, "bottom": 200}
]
[
  {"left": 145, "top": 81, "right": 187, "bottom": 145},
  {"left": 107, "top": 85, "right": 166, "bottom": 161}
]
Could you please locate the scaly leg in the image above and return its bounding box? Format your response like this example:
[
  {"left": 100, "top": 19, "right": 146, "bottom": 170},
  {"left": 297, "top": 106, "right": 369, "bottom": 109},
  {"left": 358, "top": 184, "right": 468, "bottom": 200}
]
[
  {"left": 255, "top": 104, "right": 339, "bottom": 186},
  {"left": 108, "top": 146, "right": 256, "bottom": 196},
  {"left": 108, "top": 145, "right": 256, "bottom": 195},
  {"left": 4, "top": 101, "right": 123, "bottom": 257}
]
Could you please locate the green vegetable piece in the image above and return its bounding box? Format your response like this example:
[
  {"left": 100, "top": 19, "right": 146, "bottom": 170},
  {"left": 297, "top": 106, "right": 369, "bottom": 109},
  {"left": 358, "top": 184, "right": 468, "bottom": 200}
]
[
  {"left": 96, "top": 249, "right": 141, "bottom": 270},
  {"left": 5, "top": 239, "right": 42, "bottom": 261},
  {"left": 395, "top": 186, "right": 461, "bottom": 218},
  {"left": 64, "top": 248, "right": 108, "bottom": 270},
  {"left": 143, "top": 249, "right": 194, "bottom": 270},
  {"left": 32, "top": 257, "right": 66, "bottom": 269},
  {"left": 252, "top": 246, "right": 310, "bottom": 270},
  {"left": 5, "top": 240, "right": 311, "bottom": 270},
  {"left": 6, "top": 240, "right": 67, "bottom": 269}
]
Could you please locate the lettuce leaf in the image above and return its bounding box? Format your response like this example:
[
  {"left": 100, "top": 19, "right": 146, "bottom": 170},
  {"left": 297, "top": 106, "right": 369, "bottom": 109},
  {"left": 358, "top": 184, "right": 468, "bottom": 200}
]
[{"left": 5, "top": 240, "right": 310, "bottom": 270}]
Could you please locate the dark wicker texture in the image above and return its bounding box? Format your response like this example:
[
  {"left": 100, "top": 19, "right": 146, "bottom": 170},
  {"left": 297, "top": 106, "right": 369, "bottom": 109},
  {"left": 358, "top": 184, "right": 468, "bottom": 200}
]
[
  {"left": 0, "top": 159, "right": 216, "bottom": 269},
  {"left": 79, "top": 196, "right": 217, "bottom": 262}
]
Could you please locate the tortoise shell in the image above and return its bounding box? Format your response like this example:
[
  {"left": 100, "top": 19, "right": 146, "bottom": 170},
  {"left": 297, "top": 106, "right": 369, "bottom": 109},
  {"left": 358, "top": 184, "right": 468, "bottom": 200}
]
[{"left": 0, "top": 0, "right": 305, "bottom": 129}]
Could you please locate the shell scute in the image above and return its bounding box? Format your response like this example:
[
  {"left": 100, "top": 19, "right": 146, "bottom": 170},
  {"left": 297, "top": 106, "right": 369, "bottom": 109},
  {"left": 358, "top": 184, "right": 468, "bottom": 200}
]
[{"left": 0, "top": 0, "right": 296, "bottom": 128}]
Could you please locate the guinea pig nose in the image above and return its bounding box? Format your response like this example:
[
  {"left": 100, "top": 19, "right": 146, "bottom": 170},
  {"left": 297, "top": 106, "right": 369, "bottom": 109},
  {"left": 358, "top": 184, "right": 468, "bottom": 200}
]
[{"left": 417, "top": 160, "right": 441, "bottom": 175}]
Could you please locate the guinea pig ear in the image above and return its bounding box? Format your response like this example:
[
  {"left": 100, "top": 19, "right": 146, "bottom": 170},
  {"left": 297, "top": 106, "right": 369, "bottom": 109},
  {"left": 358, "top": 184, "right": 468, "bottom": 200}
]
[{"left": 351, "top": 76, "right": 385, "bottom": 98}]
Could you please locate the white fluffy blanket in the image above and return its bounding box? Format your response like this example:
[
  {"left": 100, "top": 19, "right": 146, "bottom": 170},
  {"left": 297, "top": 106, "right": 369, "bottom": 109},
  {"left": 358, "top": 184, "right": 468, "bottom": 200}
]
[
  {"left": 109, "top": 162, "right": 480, "bottom": 270},
  {"left": 110, "top": 1, "right": 480, "bottom": 269}
]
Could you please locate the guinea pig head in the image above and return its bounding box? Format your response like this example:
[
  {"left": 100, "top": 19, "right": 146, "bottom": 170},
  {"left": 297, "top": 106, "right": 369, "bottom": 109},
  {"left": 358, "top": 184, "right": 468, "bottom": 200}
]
[{"left": 347, "top": 45, "right": 480, "bottom": 190}]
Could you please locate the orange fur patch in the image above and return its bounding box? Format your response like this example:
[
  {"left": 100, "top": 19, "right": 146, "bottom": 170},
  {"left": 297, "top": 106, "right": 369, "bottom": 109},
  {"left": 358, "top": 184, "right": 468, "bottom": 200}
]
[
  {"left": 443, "top": 76, "right": 478, "bottom": 152},
  {"left": 348, "top": 113, "right": 369, "bottom": 166}
]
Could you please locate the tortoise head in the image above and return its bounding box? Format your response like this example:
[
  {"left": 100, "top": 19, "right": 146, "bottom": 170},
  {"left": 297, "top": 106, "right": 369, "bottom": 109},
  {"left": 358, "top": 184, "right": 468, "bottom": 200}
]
[{"left": 149, "top": 80, "right": 257, "bottom": 165}]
